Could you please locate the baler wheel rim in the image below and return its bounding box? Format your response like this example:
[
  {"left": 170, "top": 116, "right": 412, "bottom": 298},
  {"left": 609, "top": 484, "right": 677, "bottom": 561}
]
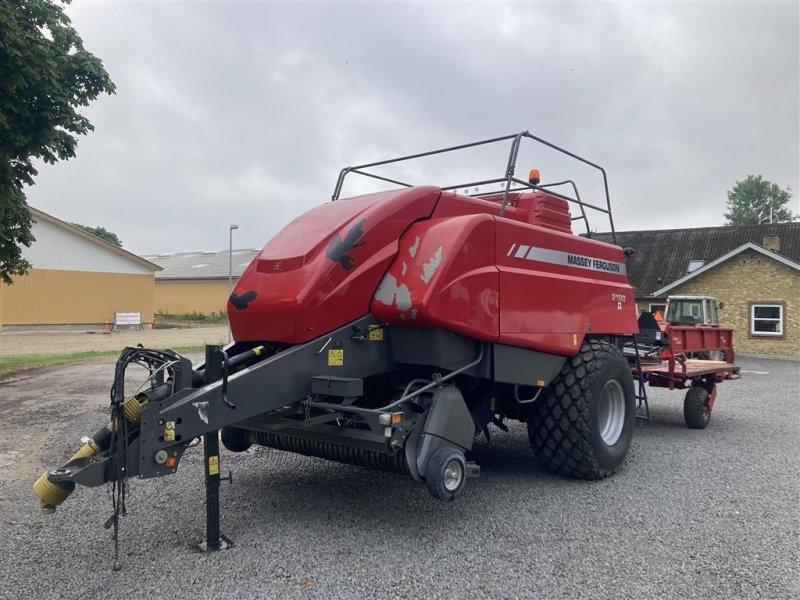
[
  {"left": 443, "top": 459, "right": 464, "bottom": 492},
  {"left": 598, "top": 379, "right": 625, "bottom": 445}
]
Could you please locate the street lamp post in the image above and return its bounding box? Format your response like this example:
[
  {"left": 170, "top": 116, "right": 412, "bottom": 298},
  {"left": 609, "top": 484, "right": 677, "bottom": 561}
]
[
  {"left": 228, "top": 224, "right": 239, "bottom": 295},
  {"left": 228, "top": 224, "right": 239, "bottom": 343}
]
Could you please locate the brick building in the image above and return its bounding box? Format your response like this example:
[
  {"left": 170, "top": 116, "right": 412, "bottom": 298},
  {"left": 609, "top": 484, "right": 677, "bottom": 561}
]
[{"left": 593, "top": 223, "right": 800, "bottom": 358}]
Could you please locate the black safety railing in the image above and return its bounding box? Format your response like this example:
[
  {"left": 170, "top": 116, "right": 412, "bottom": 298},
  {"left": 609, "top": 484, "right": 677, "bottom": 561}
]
[{"left": 331, "top": 131, "right": 616, "bottom": 243}]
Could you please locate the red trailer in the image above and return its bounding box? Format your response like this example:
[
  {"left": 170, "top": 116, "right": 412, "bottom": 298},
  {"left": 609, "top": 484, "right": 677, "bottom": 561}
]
[{"left": 631, "top": 321, "right": 740, "bottom": 428}]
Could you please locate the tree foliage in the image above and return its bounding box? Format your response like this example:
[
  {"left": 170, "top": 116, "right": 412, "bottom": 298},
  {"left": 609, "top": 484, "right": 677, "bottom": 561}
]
[
  {"left": 0, "top": 0, "right": 115, "bottom": 284},
  {"left": 70, "top": 222, "right": 122, "bottom": 247},
  {"left": 724, "top": 175, "right": 794, "bottom": 226}
]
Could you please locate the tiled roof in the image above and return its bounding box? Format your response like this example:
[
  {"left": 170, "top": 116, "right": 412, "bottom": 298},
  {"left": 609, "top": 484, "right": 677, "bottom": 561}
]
[
  {"left": 591, "top": 222, "right": 800, "bottom": 296},
  {"left": 142, "top": 249, "right": 260, "bottom": 280},
  {"left": 652, "top": 242, "right": 800, "bottom": 296}
]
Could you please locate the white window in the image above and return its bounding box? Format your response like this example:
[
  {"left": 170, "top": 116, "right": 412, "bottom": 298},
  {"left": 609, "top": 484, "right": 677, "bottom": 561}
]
[
  {"left": 649, "top": 303, "right": 666, "bottom": 316},
  {"left": 751, "top": 304, "right": 784, "bottom": 336},
  {"left": 687, "top": 260, "right": 705, "bottom": 273}
]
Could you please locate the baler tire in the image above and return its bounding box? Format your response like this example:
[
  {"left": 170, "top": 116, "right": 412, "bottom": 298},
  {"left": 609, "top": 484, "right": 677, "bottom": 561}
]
[
  {"left": 528, "top": 340, "right": 635, "bottom": 479},
  {"left": 221, "top": 427, "right": 252, "bottom": 453},
  {"left": 425, "top": 447, "right": 467, "bottom": 502},
  {"left": 684, "top": 386, "right": 711, "bottom": 429}
]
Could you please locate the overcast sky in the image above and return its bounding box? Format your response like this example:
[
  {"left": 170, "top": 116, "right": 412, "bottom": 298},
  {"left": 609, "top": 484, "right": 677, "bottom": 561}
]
[{"left": 25, "top": 0, "right": 800, "bottom": 255}]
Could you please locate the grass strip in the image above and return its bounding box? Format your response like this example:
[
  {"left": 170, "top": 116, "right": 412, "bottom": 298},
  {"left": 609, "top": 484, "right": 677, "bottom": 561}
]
[{"left": 0, "top": 345, "right": 207, "bottom": 379}]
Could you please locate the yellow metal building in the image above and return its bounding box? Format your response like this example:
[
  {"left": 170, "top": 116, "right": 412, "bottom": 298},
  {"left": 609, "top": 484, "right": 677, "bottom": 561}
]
[
  {"left": 0, "top": 207, "right": 160, "bottom": 331},
  {"left": 143, "top": 249, "right": 259, "bottom": 316}
]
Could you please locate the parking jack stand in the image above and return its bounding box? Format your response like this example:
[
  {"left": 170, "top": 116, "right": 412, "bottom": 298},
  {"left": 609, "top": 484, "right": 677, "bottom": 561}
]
[{"left": 197, "top": 428, "right": 232, "bottom": 552}]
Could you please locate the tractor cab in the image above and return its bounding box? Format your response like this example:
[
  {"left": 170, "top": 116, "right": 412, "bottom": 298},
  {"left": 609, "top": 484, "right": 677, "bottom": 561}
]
[{"left": 665, "top": 295, "right": 720, "bottom": 327}]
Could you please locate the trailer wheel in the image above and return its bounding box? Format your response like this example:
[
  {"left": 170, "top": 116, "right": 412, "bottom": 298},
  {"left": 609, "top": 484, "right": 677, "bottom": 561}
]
[
  {"left": 425, "top": 447, "right": 467, "bottom": 501},
  {"left": 221, "top": 427, "right": 252, "bottom": 452},
  {"left": 528, "top": 340, "right": 635, "bottom": 479},
  {"left": 684, "top": 386, "right": 711, "bottom": 429}
]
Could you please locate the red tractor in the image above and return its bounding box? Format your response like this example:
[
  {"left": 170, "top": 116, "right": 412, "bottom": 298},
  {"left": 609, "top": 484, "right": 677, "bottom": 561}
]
[
  {"left": 36, "top": 132, "right": 698, "bottom": 557},
  {"left": 633, "top": 294, "right": 739, "bottom": 429}
]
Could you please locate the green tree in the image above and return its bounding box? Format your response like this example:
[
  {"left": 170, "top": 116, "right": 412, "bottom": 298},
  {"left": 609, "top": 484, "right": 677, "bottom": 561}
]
[
  {"left": 70, "top": 222, "right": 122, "bottom": 247},
  {"left": 0, "top": 0, "right": 115, "bottom": 284},
  {"left": 724, "top": 175, "right": 794, "bottom": 225}
]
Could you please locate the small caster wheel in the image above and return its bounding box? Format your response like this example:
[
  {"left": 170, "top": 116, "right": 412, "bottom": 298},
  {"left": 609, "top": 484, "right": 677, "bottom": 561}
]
[{"left": 425, "top": 447, "right": 466, "bottom": 501}]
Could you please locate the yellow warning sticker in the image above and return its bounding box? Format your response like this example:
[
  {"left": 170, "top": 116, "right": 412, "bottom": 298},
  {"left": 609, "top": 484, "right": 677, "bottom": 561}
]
[
  {"left": 208, "top": 455, "right": 219, "bottom": 476},
  {"left": 328, "top": 349, "right": 344, "bottom": 366},
  {"left": 163, "top": 429, "right": 175, "bottom": 442},
  {"left": 165, "top": 421, "right": 175, "bottom": 430},
  {"left": 368, "top": 328, "right": 384, "bottom": 341}
]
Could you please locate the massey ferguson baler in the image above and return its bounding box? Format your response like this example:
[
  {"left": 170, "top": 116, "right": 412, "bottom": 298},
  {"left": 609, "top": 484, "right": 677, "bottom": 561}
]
[{"left": 35, "top": 132, "right": 652, "bottom": 560}]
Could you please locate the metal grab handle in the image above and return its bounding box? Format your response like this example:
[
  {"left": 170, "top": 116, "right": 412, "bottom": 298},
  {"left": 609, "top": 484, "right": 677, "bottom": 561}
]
[
  {"left": 514, "top": 386, "right": 543, "bottom": 405},
  {"left": 220, "top": 349, "right": 235, "bottom": 410}
]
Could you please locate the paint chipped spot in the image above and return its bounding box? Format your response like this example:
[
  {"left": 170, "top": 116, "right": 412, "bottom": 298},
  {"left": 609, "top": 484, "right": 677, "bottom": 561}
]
[
  {"left": 194, "top": 401, "right": 209, "bottom": 424},
  {"left": 421, "top": 246, "right": 443, "bottom": 283},
  {"left": 374, "top": 273, "right": 398, "bottom": 306},
  {"left": 373, "top": 273, "right": 412, "bottom": 311},
  {"left": 401, "top": 261, "right": 407, "bottom": 276},
  {"left": 395, "top": 283, "right": 412, "bottom": 311},
  {"left": 409, "top": 236, "right": 420, "bottom": 258}
]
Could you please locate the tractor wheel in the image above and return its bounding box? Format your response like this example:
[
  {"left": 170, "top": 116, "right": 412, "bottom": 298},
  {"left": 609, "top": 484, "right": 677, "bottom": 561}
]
[
  {"left": 221, "top": 426, "right": 252, "bottom": 452},
  {"left": 528, "top": 340, "right": 635, "bottom": 479},
  {"left": 683, "top": 386, "right": 711, "bottom": 429},
  {"left": 425, "top": 447, "right": 467, "bottom": 501}
]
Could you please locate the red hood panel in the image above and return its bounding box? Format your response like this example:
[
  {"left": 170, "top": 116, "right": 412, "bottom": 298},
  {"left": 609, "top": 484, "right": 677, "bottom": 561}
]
[
  {"left": 256, "top": 190, "right": 403, "bottom": 270},
  {"left": 229, "top": 186, "right": 440, "bottom": 343}
]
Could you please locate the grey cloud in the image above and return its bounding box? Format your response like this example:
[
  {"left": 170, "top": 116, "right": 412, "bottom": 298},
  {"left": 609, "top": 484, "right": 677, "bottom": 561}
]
[{"left": 25, "top": 2, "right": 799, "bottom": 254}]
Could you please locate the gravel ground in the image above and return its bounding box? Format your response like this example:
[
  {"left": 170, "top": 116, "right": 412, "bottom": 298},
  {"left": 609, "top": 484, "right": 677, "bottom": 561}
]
[{"left": 0, "top": 356, "right": 797, "bottom": 599}]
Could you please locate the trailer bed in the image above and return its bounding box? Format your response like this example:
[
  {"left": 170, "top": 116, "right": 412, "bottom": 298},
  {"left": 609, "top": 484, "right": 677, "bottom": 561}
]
[{"left": 635, "top": 359, "right": 741, "bottom": 381}]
